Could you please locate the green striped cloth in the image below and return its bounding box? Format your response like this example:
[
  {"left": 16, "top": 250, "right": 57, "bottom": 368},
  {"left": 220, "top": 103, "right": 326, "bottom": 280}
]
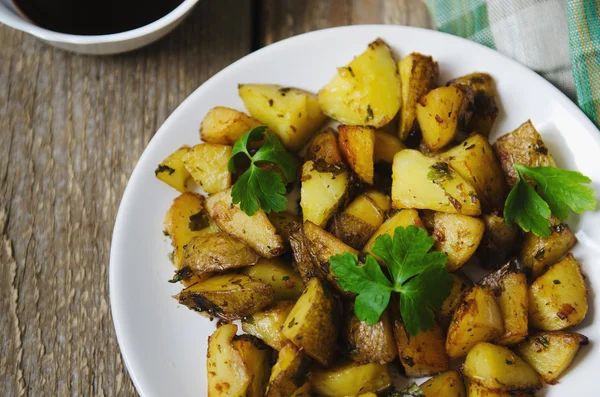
[{"left": 424, "top": 0, "right": 600, "bottom": 127}]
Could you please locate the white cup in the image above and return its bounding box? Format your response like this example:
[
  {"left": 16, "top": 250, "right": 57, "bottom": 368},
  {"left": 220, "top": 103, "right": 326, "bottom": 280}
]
[{"left": 0, "top": 0, "right": 199, "bottom": 55}]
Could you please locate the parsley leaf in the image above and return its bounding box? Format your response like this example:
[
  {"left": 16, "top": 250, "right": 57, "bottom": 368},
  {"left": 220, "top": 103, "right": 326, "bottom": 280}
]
[
  {"left": 330, "top": 226, "right": 452, "bottom": 335},
  {"left": 504, "top": 168, "right": 552, "bottom": 237},
  {"left": 228, "top": 126, "right": 297, "bottom": 216}
]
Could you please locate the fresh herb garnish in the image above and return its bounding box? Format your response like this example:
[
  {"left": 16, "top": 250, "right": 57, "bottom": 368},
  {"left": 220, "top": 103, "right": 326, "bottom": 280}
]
[
  {"left": 228, "top": 126, "right": 297, "bottom": 216},
  {"left": 386, "top": 382, "right": 424, "bottom": 397},
  {"left": 330, "top": 226, "right": 452, "bottom": 336},
  {"left": 504, "top": 163, "right": 596, "bottom": 237}
]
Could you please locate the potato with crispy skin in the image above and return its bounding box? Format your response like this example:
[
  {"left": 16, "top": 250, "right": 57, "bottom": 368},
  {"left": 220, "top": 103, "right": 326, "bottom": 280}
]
[
  {"left": 312, "top": 362, "right": 392, "bottom": 396},
  {"left": 241, "top": 257, "right": 304, "bottom": 301},
  {"left": 231, "top": 335, "right": 272, "bottom": 397},
  {"left": 206, "top": 324, "right": 251, "bottom": 397},
  {"left": 392, "top": 150, "right": 481, "bottom": 215},
  {"left": 200, "top": 106, "right": 263, "bottom": 145},
  {"left": 242, "top": 301, "right": 294, "bottom": 351},
  {"left": 181, "top": 232, "right": 258, "bottom": 275},
  {"left": 282, "top": 278, "right": 339, "bottom": 367},
  {"left": 394, "top": 318, "right": 449, "bottom": 377},
  {"left": 398, "top": 53, "right": 439, "bottom": 141},
  {"left": 155, "top": 146, "right": 191, "bottom": 192},
  {"left": 420, "top": 370, "right": 466, "bottom": 397},
  {"left": 206, "top": 188, "right": 285, "bottom": 258},
  {"left": 477, "top": 212, "right": 520, "bottom": 268},
  {"left": 529, "top": 253, "right": 588, "bottom": 331},
  {"left": 318, "top": 39, "right": 401, "bottom": 128},
  {"left": 307, "top": 127, "right": 345, "bottom": 167},
  {"left": 338, "top": 125, "right": 376, "bottom": 184},
  {"left": 466, "top": 382, "right": 535, "bottom": 397},
  {"left": 440, "top": 271, "right": 473, "bottom": 318},
  {"left": 300, "top": 160, "right": 349, "bottom": 227},
  {"left": 517, "top": 331, "right": 588, "bottom": 384},
  {"left": 182, "top": 143, "right": 232, "bottom": 194},
  {"left": 265, "top": 342, "right": 312, "bottom": 397},
  {"left": 177, "top": 273, "right": 273, "bottom": 321},
  {"left": 345, "top": 306, "right": 397, "bottom": 364},
  {"left": 239, "top": 84, "right": 326, "bottom": 151}
]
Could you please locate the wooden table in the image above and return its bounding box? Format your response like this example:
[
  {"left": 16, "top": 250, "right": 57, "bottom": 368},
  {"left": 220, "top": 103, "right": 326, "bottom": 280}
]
[{"left": 0, "top": 1, "right": 432, "bottom": 395}]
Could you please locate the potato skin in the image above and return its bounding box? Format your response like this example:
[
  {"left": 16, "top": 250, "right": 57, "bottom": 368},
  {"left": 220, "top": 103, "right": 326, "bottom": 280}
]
[
  {"left": 440, "top": 271, "right": 473, "bottom": 318},
  {"left": 466, "top": 382, "right": 535, "bottom": 397},
  {"left": 338, "top": 125, "right": 376, "bottom": 184},
  {"left": 155, "top": 146, "right": 191, "bottom": 192},
  {"left": 231, "top": 335, "right": 272, "bottom": 397},
  {"left": 307, "top": 127, "right": 346, "bottom": 167},
  {"left": 265, "top": 342, "right": 312, "bottom": 397},
  {"left": 344, "top": 307, "right": 397, "bottom": 364},
  {"left": 200, "top": 106, "right": 263, "bottom": 145},
  {"left": 394, "top": 318, "right": 449, "bottom": 377},
  {"left": 181, "top": 232, "right": 258, "bottom": 275},
  {"left": 420, "top": 370, "right": 466, "bottom": 397},
  {"left": 477, "top": 212, "right": 520, "bottom": 268}
]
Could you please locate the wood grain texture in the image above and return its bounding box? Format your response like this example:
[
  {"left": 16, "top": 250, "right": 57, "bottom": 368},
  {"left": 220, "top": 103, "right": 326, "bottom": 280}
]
[{"left": 0, "top": 1, "right": 431, "bottom": 395}]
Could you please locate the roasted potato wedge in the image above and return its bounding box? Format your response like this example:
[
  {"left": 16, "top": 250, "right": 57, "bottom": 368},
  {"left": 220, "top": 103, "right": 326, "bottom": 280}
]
[
  {"left": 520, "top": 217, "right": 577, "bottom": 279},
  {"left": 231, "top": 335, "right": 271, "bottom": 397},
  {"left": 529, "top": 253, "right": 588, "bottom": 331},
  {"left": 207, "top": 323, "right": 250, "bottom": 397},
  {"left": 268, "top": 211, "right": 302, "bottom": 245},
  {"left": 374, "top": 130, "right": 406, "bottom": 163},
  {"left": 239, "top": 84, "right": 326, "bottom": 151},
  {"left": 312, "top": 362, "right": 392, "bottom": 396},
  {"left": 420, "top": 370, "right": 466, "bottom": 397},
  {"left": 363, "top": 209, "right": 424, "bottom": 257},
  {"left": 318, "top": 38, "right": 401, "bottom": 128},
  {"left": 241, "top": 257, "right": 304, "bottom": 301},
  {"left": 398, "top": 53, "right": 439, "bottom": 141},
  {"left": 416, "top": 86, "right": 473, "bottom": 151},
  {"left": 206, "top": 189, "right": 285, "bottom": 257},
  {"left": 480, "top": 263, "right": 528, "bottom": 346},
  {"left": 438, "top": 134, "right": 507, "bottom": 212},
  {"left": 177, "top": 273, "right": 273, "bottom": 321},
  {"left": 466, "top": 382, "right": 534, "bottom": 397},
  {"left": 447, "top": 73, "right": 499, "bottom": 136},
  {"left": 155, "top": 146, "right": 191, "bottom": 192},
  {"left": 477, "top": 212, "right": 520, "bottom": 268},
  {"left": 265, "top": 342, "right": 312, "bottom": 397},
  {"left": 242, "top": 301, "right": 295, "bottom": 351},
  {"left": 440, "top": 271, "right": 473, "bottom": 318},
  {"left": 200, "top": 106, "right": 263, "bottom": 145},
  {"left": 345, "top": 307, "right": 397, "bottom": 364},
  {"left": 182, "top": 143, "right": 232, "bottom": 194},
  {"left": 429, "top": 212, "right": 484, "bottom": 271},
  {"left": 392, "top": 150, "right": 481, "bottom": 215},
  {"left": 307, "top": 127, "right": 345, "bottom": 167},
  {"left": 164, "top": 192, "right": 220, "bottom": 267},
  {"left": 517, "top": 331, "right": 588, "bottom": 384},
  {"left": 446, "top": 286, "right": 504, "bottom": 358},
  {"left": 493, "top": 120, "right": 555, "bottom": 187},
  {"left": 338, "top": 125, "right": 376, "bottom": 184},
  {"left": 463, "top": 342, "right": 542, "bottom": 392},
  {"left": 282, "top": 278, "right": 339, "bottom": 367},
  {"left": 300, "top": 160, "right": 349, "bottom": 227},
  {"left": 394, "top": 318, "right": 449, "bottom": 377},
  {"left": 181, "top": 232, "right": 258, "bottom": 275}
]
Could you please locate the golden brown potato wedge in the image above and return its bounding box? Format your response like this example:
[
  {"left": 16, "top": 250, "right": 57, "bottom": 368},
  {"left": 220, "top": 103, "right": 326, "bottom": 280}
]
[
  {"left": 265, "top": 342, "right": 312, "bottom": 397},
  {"left": 438, "top": 134, "right": 507, "bottom": 212},
  {"left": 345, "top": 306, "right": 397, "bottom": 364},
  {"left": 182, "top": 143, "right": 232, "bottom": 194},
  {"left": 338, "top": 125, "right": 376, "bottom": 184},
  {"left": 282, "top": 278, "right": 339, "bottom": 367},
  {"left": 493, "top": 120, "right": 556, "bottom": 187},
  {"left": 312, "top": 362, "right": 392, "bottom": 396},
  {"left": 181, "top": 232, "right": 258, "bottom": 275},
  {"left": 440, "top": 271, "right": 473, "bottom": 318},
  {"left": 318, "top": 38, "right": 401, "bottom": 128},
  {"left": 155, "top": 146, "right": 191, "bottom": 192},
  {"left": 480, "top": 262, "right": 528, "bottom": 346},
  {"left": 529, "top": 253, "right": 588, "bottom": 331},
  {"left": 398, "top": 52, "right": 439, "bottom": 141},
  {"left": 363, "top": 209, "right": 424, "bottom": 257},
  {"left": 420, "top": 370, "right": 466, "bottom": 397},
  {"left": 306, "top": 127, "right": 345, "bottom": 167},
  {"left": 206, "top": 323, "right": 251, "bottom": 397},
  {"left": 300, "top": 160, "right": 349, "bottom": 227},
  {"left": 239, "top": 84, "right": 326, "bottom": 151},
  {"left": 374, "top": 130, "right": 406, "bottom": 163},
  {"left": 430, "top": 212, "right": 485, "bottom": 271},
  {"left": 177, "top": 273, "right": 273, "bottom": 321},
  {"left": 446, "top": 73, "right": 499, "bottom": 136},
  {"left": 517, "top": 331, "right": 588, "bottom": 384},
  {"left": 241, "top": 257, "right": 304, "bottom": 301},
  {"left": 416, "top": 86, "right": 473, "bottom": 151},
  {"left": 466, "top": 382, "right": 534, "bottom": 397},
  {"left": 231, "top": 335, "right": 271, "bottom": 397},
  {"left": 268, "top": 211, "right": 302, "bottom": 245},
  {"left": 206, "top": 188, "right": 285, "bottom": 258},
  {"left": 520, "top": 217, "right": 577, "bottom": 279},
  {"left": 392, "top": 150, "right": 481, "bottom": 215},
  {"left": 394, "top": 318, "right": 449, "bottom": 377},
  {"left": 463, "top": 342, "right": 542, "bottom": 392},
  {"left": 477, "top": 212, "right": 520, "bottom": 268},
  {"left": 446, "top": 286, "right": 504, "bottom": 358},
  {"left": 200, "top": 106, "right": 263, "bottom": 145},
  {"left": 242, "top": 301, "right": 295, "bottom": 351}
]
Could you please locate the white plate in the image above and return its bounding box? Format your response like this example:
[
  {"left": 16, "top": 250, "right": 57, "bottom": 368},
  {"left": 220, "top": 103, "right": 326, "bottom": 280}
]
[{"left": 110, "top": 25, "right": 600, "bottom": 397}]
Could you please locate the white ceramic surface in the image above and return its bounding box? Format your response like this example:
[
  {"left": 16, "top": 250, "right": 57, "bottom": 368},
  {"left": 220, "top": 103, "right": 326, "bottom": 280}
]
[
  {"left": 110, "top": 25, "right": 600, "bottom": 397},
  {"left": 0, "top": 0, "right": 199, "bottom": 54}
]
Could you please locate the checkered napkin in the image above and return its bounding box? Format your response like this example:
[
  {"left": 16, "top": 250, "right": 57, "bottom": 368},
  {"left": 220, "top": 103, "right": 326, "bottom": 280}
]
[{"left": 424, "top": 0, "right": 600, "bottom": 127}]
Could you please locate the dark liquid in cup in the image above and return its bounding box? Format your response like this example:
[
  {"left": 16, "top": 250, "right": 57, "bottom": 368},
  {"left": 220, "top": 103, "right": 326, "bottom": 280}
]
[{"left": 13, "top": 0, "right": 185, "bottom": 35}]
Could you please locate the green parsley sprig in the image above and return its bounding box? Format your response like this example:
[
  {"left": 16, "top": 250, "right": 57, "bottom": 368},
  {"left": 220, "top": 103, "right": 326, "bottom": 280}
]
[
  {"left": 228, "top": 126, "right": 297, "bottom": 216},
  {"left": 330, "top": 225, "right": 453, "bottom": 336},
  {"left": 504, "top": 163, "right": 596, "bottom": 237}
]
